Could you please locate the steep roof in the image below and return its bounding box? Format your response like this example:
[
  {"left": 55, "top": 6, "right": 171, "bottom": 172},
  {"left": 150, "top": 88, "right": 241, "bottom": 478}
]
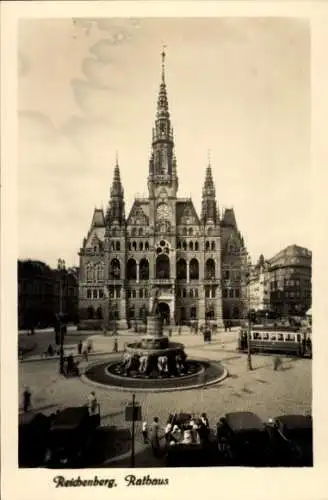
[
  {"left": 176, "top": 199, "right": 200, "bottom": 225},
  {"left": 91, "top": 208, "right": 105, "bottom": 228},
  {"left": 222, "top": 208, "right": 237, "bottom": 228}
]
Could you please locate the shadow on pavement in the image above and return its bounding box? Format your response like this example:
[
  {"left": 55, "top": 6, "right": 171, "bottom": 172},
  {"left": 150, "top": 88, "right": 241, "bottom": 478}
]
[{"left": 90, "top": 426, "right": 132, "bottom": 466}]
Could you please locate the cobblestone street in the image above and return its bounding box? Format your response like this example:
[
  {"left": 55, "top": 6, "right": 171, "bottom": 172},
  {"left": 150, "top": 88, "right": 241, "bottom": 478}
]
[{"left": 19, "top": 329, "right": 312, "bottom": 466}]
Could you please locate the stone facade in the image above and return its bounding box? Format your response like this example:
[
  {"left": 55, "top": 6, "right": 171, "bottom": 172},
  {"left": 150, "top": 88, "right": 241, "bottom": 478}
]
[{"left": 78, "top": 51, "right": 248, "bottom": 329}]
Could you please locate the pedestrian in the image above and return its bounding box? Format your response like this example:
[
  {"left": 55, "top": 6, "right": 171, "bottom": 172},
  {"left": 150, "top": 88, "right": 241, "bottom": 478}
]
[
  {"left": 67, "top": 354, "right": 74, "bottom": 376},
  {"left": 82, "top": 347, "right": 88, "bottom": 362},
  {"left": 164, "top": 418, "right": 173, "bottom": 446},
  {"left": 273, "top": 355, "right": 281, "bottom": 371},
  {"left": 113, "top": 337, "right": 118, "bottom": 353},
  {"left": 142, "top": 421, "right": 148, "bottom": 444},
  {"left": 150, "top": 417, "right": 161, "bottom": 457},
  {"left": 23, "top": 387, "right": 31, "bottom": 412},
  {"left": 87, "top": 391, "right": 98, "bottom": 415},
  {"left": 77, "top": 340, "right": 83, "bottom": 355}
]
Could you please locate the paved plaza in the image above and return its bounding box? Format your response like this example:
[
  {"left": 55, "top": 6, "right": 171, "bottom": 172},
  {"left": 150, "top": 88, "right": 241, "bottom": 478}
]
[{"left": 19, "top": 328, "right": 312, "bottom": 467}]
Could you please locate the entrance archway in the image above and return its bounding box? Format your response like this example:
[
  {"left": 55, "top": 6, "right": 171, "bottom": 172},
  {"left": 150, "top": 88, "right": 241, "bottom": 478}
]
[{"left": 157, "top": 302, "right": 170, "bottom": 325}]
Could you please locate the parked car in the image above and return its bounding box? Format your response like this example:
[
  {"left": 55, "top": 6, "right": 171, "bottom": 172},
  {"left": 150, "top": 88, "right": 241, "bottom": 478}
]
[
  {"left": 19, "top": 412, "right": 50, "bottom": 467},
  {"left": 268, "top": 414, "right": 313, "bottom": 466},
  {"left": 44, "top": 405, "right": 101, "bottom": 468},
  {"left": 216, "top": 412, "right": 275, "bottom": 466}
]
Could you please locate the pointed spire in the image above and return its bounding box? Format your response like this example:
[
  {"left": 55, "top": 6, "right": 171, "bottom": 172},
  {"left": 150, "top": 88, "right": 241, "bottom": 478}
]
[
  {"left": 157, "top": 47, "right": 169, "bottom": 119},
  {"left": 108, "top": 155, "right": 125, "bottom": 225},
  {"left": 111, "top": 153, "right": 124, "bottom": 197},
  {"left": 161, "top": 45, "right": 166, "bottom": 83},
  {"left": 201, "top": 155, "right": 217, "bottom": 223}
]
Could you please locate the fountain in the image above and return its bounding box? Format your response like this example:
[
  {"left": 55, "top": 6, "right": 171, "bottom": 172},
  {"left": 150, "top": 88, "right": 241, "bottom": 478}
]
[
  {"left": 110, "top": 290, "right": 191, "bottom": 378},
  {"left": 83, "top": 288, "right": 228, "bottom": 391}
]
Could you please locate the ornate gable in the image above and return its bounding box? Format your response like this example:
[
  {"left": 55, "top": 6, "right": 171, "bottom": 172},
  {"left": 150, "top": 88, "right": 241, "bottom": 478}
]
[
  {"left": 176, "top": 200, "right": 200, "bottom": 226},
  {"left": 127, "top": 201, "right": 149, "bottom": 226}
]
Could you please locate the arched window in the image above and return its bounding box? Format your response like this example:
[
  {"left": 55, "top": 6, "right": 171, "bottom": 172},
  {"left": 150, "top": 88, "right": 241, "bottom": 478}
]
[
  {"left": 205, "top": 241, "right": 210, "bottom": 251},
  {"left": 156, "top": 254, "right": 170, "bottom": 279},
  {"left": 139, "top": 228, "right": 143, "bottom": 236},
  {"left": 86, "top": 265, "right": 93, "bottom": 282},
  {"left": 233, "top": 306, "right": 240, "bottom": 319},
  {"left": 189, "top": 241, "right": 194, "bottom": 251},
  {"left": 183, "top": 241, "right": 187, "bottom": 251},
  {"left": 145, "top": 241, "right": 149, "bottom": 251},
  {"left": 205, "top": 287, "right": 210, "bottom": 298},
  {"left": 189, "top": 258, "right": 199, "bottom": 280},
  {"left": 190, "top": 289, "right": 194, "bottom": 298},
  {"left": 177, "top": 288, "right": 181, "bottom": 298},
  {"left": 96, "top": 306, "right": 103, "bottom": 319},
  {"left": 207, "top": 227, "right": 213, "bottom": 236},
  {"left": 195, "top": 242, "right": 199, "bottom": 251},
  {"left": 205, "top": 258, "right": 215, "bottom": 280},
  {"left": 95, "top": 263, "right": 104, "bottom": 281},
  {"left": 128, "top": 306, "right": 135, "bottom": 319},
  {"left": 110, "top": 259, "right": 120, "bottom": 279},
  {"left": 116, "top": 241, "right": 120, "bottom": 251},
  {"left": 139, "top": 242, "right": 143, "bottom": 251},
  {"left": 180, "top": 307, "right": 186, "bottom": 321},
  {"left": 87, "top": 306, "right": 95, "bottom": 319},
  {"left": 190, "top": 306, "right": 197, "bottom": 319},
  {"left": 139, "top": 289, "right": 144, "bottom": 298},
  {"left": 183, "top": 288, "right": 187, "bottom": 298},
  {"left": 87, "top": 289, "right": 92, "bottom": 298},
  {"left": 132, "top": 290, "right": 136, "bottom": 298},
  {"left": 177, "top": 240, "right": 181, "bottom": 249},
  {"left": 132, "top": 241, "right": 137, "bottom": 251},
  {"left": 177, "top": 259, "right": 187, "bottom": 280},
  {"left": 139, "top": 258, "right": 149, "bottom": 280},
  {"left": 211, "top": 241, "right": 215, "bottom": 251},
  {"left": 189, "top": 228, "right": 193, "bottom": 236},
  {"left": 127, "top": 258, "right": 137, "bottom": 280}
]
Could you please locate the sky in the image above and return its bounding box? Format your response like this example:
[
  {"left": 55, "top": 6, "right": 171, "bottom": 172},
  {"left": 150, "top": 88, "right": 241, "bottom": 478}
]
[{"left": 18, "top": 17, "right": 311, "bottom": 268}]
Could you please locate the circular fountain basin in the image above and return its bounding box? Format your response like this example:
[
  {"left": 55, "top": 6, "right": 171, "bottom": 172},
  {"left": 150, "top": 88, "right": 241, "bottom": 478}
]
[{"left": 125, "top": 340, "right": 185, "bottom": 356}]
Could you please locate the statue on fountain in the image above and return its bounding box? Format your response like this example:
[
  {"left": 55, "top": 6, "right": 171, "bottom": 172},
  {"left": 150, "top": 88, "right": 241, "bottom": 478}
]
[{"left": 150, "top": 287, "right": 160, "bottom": 316}]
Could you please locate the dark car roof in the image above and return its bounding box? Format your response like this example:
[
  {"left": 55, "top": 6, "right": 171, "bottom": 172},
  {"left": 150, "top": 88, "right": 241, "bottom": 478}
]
[
  {"left": 275, "top": 415, "right": 312, "bottom": 430},
  {"left": 51, "top": 406, "right": 89, "bottom": 430},
  {"left": 225, "top": 412, "right": 265, "bottom": 432},
  {"left": 19, "top": 412, "right": 48, "bottom": 427}
]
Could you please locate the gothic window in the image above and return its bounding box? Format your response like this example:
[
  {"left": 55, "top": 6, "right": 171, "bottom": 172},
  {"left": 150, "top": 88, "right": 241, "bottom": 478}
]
[
  {"left": 183, "top": 289, "right": 187, "bottom": 298},
  {"left": 127, "top": 259, "right": 137, "bottom": 280},
  {"left": 229, "top": 289, "right": 234, "bottom": 298},
  {"left": 205, "top": 287, "right": 210, "bottom": 298},
  {"left": 139, "top": 259, "right": 149, "bottom": 280},
  {"left": 177, "top": 259, "right": 187, "bottom": 280},
  {"left": 183, "top": 241, "right": 187, "bottom": 251},
  {"left": 205, "top": 259, "right": 215, "bottom": 280},
  {"left": 139, "top": 242, "right": 143, "bottom": 251},
  {"left": 212, "top": 286, "right": 216, "bottom": 298},
  {"left": 87, "top": 289, "right": 92, "bottom": 299},
  {"left": 195, "top": 289, "right": 199, "bottom": 298},
  {"left": 195, "top": 242, "right": 199, "bottom": 251},
  {"left": 190, "top": 306, "right": 197, "bottom": 319},
  {"left": 116, "top": 288, "right": 121, "bottom": 298},
  {"left": 93, "top": 289, "right": 98, "bottom": 299},
  {"left": 145, "top": 241, "right": 149, "bottom": 251},
  {"left": 132, "top": 241, "right": 137, "bottom": 251},
  {"left": 190, "top": 289, "right": 194, "bottom": 298},
  {"left": 95, "top": 263, "right": 104, "bottom": 281},
  {"left": 235, "top": 289, "right": 240, "bottom": 298},
  {"left": 206, "top": 241, "right": 210, "bottom": 251},
  {"left": 99, "top": 289, "right": 104, "bottom": 299},
  {"left": 189, "top": 259, "right": 199, "bottom": 280},
  {"left": 116, "top": 241, "right": 120, "bottom": 251},
  {"left": 156, "top": 254, "right": 170, "bottom": 279},
  {"left": 189, "top": 228, "right": 193, "bottom": 236},
  {"left": 110, "top": 259, "right": 120, "bottom": 279},
  {"left": 177, "top": 240, "right": 181, "bottom": 249},
  {"left": 127, "top": 289, "right": 131, "bottom": 298},
  {"left": 86, "top": 265, "right": 93, "bottom": 282},
  {"left": 189, "top": 241, "right": 194, "bottom": 251},
  {"left": 132, "top": 290, "right": 136, "bottom": 298},
  {"left": 211, "top": 241, "right": 215, "bottom": 251},
  {"left": 87, "top": 306, "right": 95, "bottom": 319},
  {"left": 139, "top": 289, "right": 144, "bottom": 298}
]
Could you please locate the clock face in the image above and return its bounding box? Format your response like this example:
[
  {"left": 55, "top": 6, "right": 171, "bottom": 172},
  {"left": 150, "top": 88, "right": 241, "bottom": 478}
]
[{"left": 156, "top": 203, "right": 171, "bottom": 220}]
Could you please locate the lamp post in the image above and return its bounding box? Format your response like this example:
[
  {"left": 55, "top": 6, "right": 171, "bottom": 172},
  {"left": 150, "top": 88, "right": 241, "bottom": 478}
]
[{"left": 57, "top": 258, "right": 66, "bottom": 375}]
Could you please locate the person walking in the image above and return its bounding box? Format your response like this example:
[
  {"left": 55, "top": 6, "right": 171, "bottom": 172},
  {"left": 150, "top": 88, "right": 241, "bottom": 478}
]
[
  {"left": 150, "top": 417, "right": 161, "bottom": 457},
  {"left": 142, "top": 421, "right": 148, "bottom": 444},
  {"left": 273, "top": 356, "right": 281, "bottom": 371},
  {"left": 77, "top": 340, "right": 83, "bottom": 355},
  {"left": 23, "top": 387, "right": 31, "bottom": 412},
  {"left": 113, "top": 337, "right": 118, "bottom": 353},
  {"left": 87, "top": 391, "right": 98, "bottom": 415}
]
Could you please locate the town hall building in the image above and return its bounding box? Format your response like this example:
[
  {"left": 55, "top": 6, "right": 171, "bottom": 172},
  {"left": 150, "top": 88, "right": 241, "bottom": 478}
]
[{"left": 78, "top": 51, "right": 248, "bottom": 330}]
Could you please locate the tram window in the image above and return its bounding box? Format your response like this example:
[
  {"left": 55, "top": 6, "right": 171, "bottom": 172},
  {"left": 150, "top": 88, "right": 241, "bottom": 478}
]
[
  {"left": 271, "top": 335, "right": 276, "bottom": 341},
  {"left": 254, "top": 332, "right": 261, "bottom": 340},
  {"left": 263, "top": 333, "right": 269, "bottom": 340},
  {"left": 278, "top": 334, "right": 284, "bottom": 341},
  {"left": 297, "top": 334, "right": 301, "bottom": 342}
]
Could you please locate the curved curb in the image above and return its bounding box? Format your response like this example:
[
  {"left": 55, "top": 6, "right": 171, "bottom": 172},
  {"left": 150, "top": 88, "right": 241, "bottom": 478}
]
[{"left": 80, "top": 365, "right": 229, "bottom": 393}]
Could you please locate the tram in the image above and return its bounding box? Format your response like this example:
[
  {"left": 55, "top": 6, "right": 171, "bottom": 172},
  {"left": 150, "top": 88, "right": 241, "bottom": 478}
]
[{"left": 238, "top": 324, "right": 312, "bottom": 358}]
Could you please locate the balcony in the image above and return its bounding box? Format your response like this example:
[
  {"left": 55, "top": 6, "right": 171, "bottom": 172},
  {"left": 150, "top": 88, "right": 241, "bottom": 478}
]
[{"left": 151, "top": 278, "right": 174, "bottom": 286}]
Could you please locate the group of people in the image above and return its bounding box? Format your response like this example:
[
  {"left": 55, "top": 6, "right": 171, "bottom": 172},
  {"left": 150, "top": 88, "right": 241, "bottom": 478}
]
[{"left": 142, "top": 413, "right": 211, "bottom": 457}]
